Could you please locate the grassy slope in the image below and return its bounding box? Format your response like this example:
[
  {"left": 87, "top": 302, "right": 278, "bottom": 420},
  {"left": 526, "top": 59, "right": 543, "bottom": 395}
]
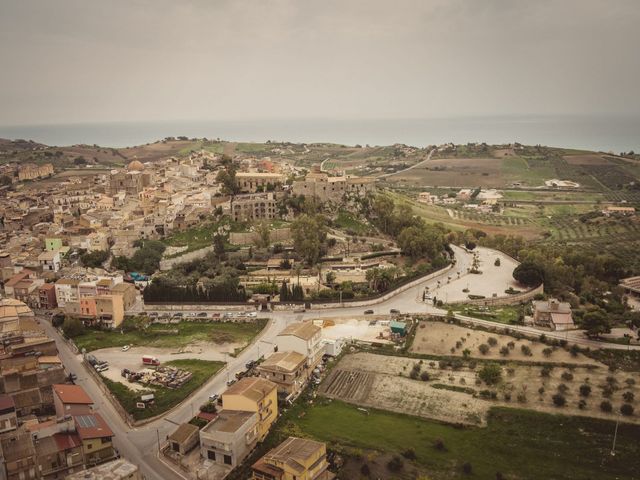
[
  {"left": 72, "top": 319, "right": 268, "bottom": 352},
  {"left": 102, "top": 359, "right": 224, "bottom": 420},
  {"left": 285, "top": 399, "right": 638, "bottom": 480}
]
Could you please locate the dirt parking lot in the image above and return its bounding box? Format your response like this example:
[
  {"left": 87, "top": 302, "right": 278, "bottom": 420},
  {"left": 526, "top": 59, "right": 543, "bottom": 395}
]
[
  {"left": 93, "top": 343, "right": 239, "bottom": 389},
  {"left": 320, "top": 317, "right": 391, "bottom": 343}
]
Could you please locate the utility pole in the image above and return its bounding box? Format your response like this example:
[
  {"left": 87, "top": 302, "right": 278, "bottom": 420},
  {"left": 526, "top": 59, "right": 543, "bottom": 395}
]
[{"left": 156, "top": 428, "right": 160, "bottom": 453}]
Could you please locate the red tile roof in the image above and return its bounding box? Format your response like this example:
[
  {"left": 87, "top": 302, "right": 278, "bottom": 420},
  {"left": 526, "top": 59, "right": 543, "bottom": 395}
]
[
  {"left": 53, "top": 384, "right": 93, "bottom": 405},
  {"left": 53, "top": 432, "right": 82, "bottom": 451},
  {"left": 0, "top": 394, "right": 15, "bottom": 411}
]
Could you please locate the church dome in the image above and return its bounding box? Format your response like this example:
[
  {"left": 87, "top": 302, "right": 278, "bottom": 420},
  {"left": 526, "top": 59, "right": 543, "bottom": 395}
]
[{"left": 127, "top": 160, "right": 145, "bottom": 171}]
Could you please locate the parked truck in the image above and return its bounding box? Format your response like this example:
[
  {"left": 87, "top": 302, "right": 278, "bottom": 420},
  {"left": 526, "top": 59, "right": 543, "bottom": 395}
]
[{"left": 142, "top": 355, "right": 160, "bottom": 366}]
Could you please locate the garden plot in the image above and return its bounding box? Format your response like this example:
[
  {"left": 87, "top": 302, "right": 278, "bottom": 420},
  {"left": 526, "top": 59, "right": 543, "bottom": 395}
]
[
  {"left": 320, "top": 362, "right": 490, "bottom": 426},
  {"left": 410, "top": 321, "right": 595, "bottom": 364},
  {"left": 321, "top": 352, "right": 640, "bottom": 427}
]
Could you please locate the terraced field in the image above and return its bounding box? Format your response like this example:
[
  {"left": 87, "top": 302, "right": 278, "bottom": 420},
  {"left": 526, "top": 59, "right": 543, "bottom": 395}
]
[{"left": 320, "top": 369, "right": 375, "bottom": 403}]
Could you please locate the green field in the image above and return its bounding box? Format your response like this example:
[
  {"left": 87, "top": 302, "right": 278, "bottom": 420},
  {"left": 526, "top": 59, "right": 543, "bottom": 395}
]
[
  {"left": 102, "top": 359, "right": 224, "bottom": 421},
  {"left": 449, "top": 304, "right": 521, "bottom": 324},
  {"left": 71, "top": 319, "right": 268, "bottom": 352},
  {"left": 279, "top": 399, "right": 638, "bottom": 480},
  {"left": 334, "top": 210, "right": 372, "bottom": 235}
]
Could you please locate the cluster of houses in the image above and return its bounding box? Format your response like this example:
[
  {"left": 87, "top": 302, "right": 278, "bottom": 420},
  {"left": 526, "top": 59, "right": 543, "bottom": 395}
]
[
  {"left": 166, "top": 321, "right": 336, "bottom": 479},
  {"left": 0, "top": 298, "right": 122, "bottom": 480},
  {"left": 418, "top": 187, "right": 503, "bottom": 212}
]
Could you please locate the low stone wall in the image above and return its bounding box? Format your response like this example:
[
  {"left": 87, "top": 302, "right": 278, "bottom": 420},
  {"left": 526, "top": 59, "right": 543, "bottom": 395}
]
[
  {"left": 308, "top": 263, "right": 455, "bottom": 310},
  {"left": 461, "top": 283, "right": 544, "bottom": 307},
  {"left": 229, "top": 227, "right": 291, "bottom": 245},
  {"left": 159, "top": 245, "right": 215, "bottom": 271}
]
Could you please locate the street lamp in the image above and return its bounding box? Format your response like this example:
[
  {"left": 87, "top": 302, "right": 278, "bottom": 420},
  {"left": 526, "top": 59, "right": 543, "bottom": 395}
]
[{"left": 611, "top": 413, "right": 620, "bottom": 456}]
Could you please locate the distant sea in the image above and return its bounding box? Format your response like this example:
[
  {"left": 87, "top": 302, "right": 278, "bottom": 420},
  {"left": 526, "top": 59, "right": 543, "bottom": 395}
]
[{"left": 0, "top": 115, "right": 638, "bottom": 153}]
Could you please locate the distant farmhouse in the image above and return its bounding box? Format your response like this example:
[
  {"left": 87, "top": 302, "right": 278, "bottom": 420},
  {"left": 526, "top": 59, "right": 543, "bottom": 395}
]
[{"left": 532, "top": 298, "right": 574, "bottom": 331}]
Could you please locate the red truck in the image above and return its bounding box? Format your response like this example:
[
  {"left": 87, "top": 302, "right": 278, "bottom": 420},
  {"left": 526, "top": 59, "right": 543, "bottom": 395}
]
[{"left": 142, "top": 355, "right": 160, "bottom": 366}]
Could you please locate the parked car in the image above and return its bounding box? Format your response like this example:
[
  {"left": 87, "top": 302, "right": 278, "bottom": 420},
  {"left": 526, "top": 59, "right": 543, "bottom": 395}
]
[
  {"left": 223, "top": 312, "right": 233, "bottom": 318},
  {"left": 197, "top": 312, "right": 208, "bottom": 318},
  {"left": 95, "top": 364, "right": 109, "bottom": 372},
  {"left": 148, "top": 312, "right": 158, "bottom": 317},
  {"left": 121, "top": 345, "right": 130, "bottom": 352},
  {"left": 226, "top": 379, "right": 236, "bottom": 387},
  {"left": 245, "top": 360, "right": 256, "bottom": 369},
  {"left": 246, "top": 311, "right": 257, "bottom": 318},
  {"left": 186, "top": 312, "right": 197, "bottom": 317},
  {"left": 208, "top": 394, "right": 219, "bottom": 402},
  {"left": 390, "top": 309, "right": 400, "bottom": 314},
  {"left": 364, "top": 309, "right": 374, "bottom": 315},
  {"left": 173, "top": 312, "right": 184, "bottom": 318}
]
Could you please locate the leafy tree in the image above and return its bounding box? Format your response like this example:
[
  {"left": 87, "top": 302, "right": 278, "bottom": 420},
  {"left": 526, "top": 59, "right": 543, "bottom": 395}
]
[
  {"left": 552, "top": 394, "right": 566, "bottom": 407},
  {"left": 80, "top": 250, "right": 109, "bottom": 268},
  {"left": 620, "top": 403, "right": 634, "bottom": 416},
  {"left": 622, "top": 391, "right": 634, "bottom": 402},
  {"left": 216, "top": 158, "right": 239, "bottom": 195},
  {"left": 582, "top": 310, "right": 611, "bottom": 338},
  {"left": 325, "top": 271, "right": 336, "bottom": 285},
  {"left": 478, "top": 363, "right": 502, "bottom": 385},
  {"left": 62, "top": 317, "right": 84, "bottom": 337},
  {"left": 291, "top": 214, "right": 327, "bottom": 265},
  {"left": 600, "top": 400, "right": 613, "bottom": 412},
  {"left": 478, "top": 344, "right": 490, "bottom": 355},
  {"left": 512, "top": 261, "right": 544, "bottom": 287},
  {"left": 254, "top": 221, "right": 271, "bottom": 248}
]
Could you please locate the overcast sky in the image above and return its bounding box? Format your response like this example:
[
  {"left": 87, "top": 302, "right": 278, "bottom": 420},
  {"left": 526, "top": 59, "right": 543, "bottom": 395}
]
[{"left": 1, "top": 0, "right": 639, "bottom": 126}]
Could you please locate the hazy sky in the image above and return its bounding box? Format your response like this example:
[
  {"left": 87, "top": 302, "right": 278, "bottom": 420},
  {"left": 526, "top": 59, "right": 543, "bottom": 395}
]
[{"left": 1, "top": 0, "right": 639, "bottom": 126}]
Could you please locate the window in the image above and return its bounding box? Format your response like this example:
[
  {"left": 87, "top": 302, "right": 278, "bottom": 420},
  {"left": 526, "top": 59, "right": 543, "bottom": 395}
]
[
  {"left": 224, "top": 454, "right": 232, "bottom": 465},
  {"left": 208, "top": 450, "right": 216, "bottom": 461}
]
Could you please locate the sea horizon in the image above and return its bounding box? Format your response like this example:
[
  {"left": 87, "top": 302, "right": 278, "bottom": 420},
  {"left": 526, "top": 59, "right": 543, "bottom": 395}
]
[{"left": 0, "top": 114, "right": 638, "bottom": 153}]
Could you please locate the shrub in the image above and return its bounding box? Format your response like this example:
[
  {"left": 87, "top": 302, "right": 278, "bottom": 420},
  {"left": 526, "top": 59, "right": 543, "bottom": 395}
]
[
  {"left": 478, "top": 363, "right": 502, "bottom": 385},
  {"left": 387, "top": 456, "right": 403, "bottom": 472},
  {"left": 540, "top": 365, "right": 552, "bottom": 377},
  {"left": 579, "top": 384, "right": 591, "bottom": 397},
  {"left": 517, "top": 392, "right": 527, "bottom": 403},
  {"left": 409, "top": 370, "right": 419, "bottom": 380},
  {"left": 520, "top": 345, "right": 532, "bottom": 356},
  {"left": 561, "top": 372, "right": 574, "bottom": 381},
  {"left": 542, "top": 347, "right": 553, "bottom": 358},
  {"left": 360, "top": 464, "right": 371, "bottom": 477},
  {"left": 570, "top": 344, "right": 580, "bottom": 357},
  {"left": 420, "top": 372, "right": 430, "bottom": 381},
  {"left": 494, "top": 258, "right": 501, "bottom": 266},
  {"left": 433, "top": 439, "right": 447, "bottom": 451},
  {"left": 507, "top": 341, "right": 515, "bottom": 350},
  {"left": 487, "top": 337, "right": 498, "bottom": 347},
  {"left": 623, "top": 391, "right": 634, "bottom": 403},
  {"left": 402, "top": 449, "right": 417, "bottom": 460},
  {"left": 462, "top": 462, "right": 473, "bottom": 475},
  {"left": 552, "top": 394, "right": 566, "bottom": 407},
  {"left": 538, "top": 386, "right": 545, "bottom": 395},
  {"left": 499, "top": 346, "right": 509, "bottom": 356},
  {"left": 462, "top": 348, "right": 471, "bottom": 358},
  {"left": 626, "top": 378, "right": 636, "bottom": 387},
  {"left": 557, "top": 383, "right": 569, "bottom": 394},
  {"left": 478, "top": 344, "right": 490, "bottom": 355},
  {"left": 600, "top": 401, "right": 613, "bottom": 412},
  {"left": 602, "top": 385, "right": 614, "bottom": 398},
  {"left": 620, "top": 404, "right": 634, "bottom": 416},
  {"left": 578, "top": 399, "right": 587, "bottom": 410}
]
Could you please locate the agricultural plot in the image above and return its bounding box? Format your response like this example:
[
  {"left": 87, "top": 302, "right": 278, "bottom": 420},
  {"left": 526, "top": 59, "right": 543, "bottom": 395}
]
[{"left": 321, "top": 348, "right": 640, "bottom": 428}]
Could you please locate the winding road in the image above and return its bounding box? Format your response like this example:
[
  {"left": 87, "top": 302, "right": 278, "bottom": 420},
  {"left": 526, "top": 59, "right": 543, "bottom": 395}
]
[{"left": 39, "top": 245, "right": 638, "bottom": 479}]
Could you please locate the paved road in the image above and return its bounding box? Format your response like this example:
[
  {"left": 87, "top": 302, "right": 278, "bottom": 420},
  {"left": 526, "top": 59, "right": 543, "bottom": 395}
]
[
  {"left": 40, "top": 245, "right": 638, "bottom": 479},
  {"left": 378, "top": 148, "right": 435, "bottom": 179}
]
